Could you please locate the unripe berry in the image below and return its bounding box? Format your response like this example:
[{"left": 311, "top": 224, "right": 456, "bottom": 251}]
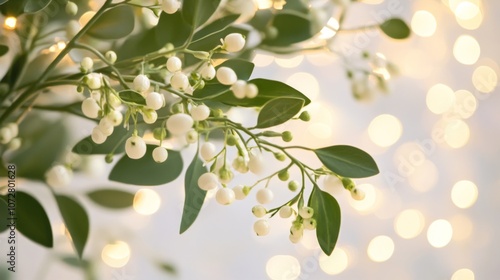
[
  {"left": 341, "top": 177, "right": 355, "bottom": 191},
  {"left": 298, "top": 206, "right": 314, "bottom": 219},
  {"left": 0, "top": 127, "right": 12, "bottom": 144},
  {"left": 153, "top": 127, "right": 167, "bottom": 140},
  {"left": 106, "top": 110, "right": 123, "bottom": 126},
  {"left": 146, "top": 92, "right": 165, "bottom": 110},
  {"left": 86, "top": 73, "right": 102, "bottom": 90},
  {"left": 252, "top": 205, "right": 267, "bottom": 218},
  {"left": 80, "top": 57, "right": 93, "bottom": 72},
  {"left": 82, "top": 97, "right": 100, "bottom": 119},
  {"left": 278, "top": 169, "right": 289, "bottom": 181},
  {"left": 200, "top": 142, "right": 217, "bottom": 161},
  {"left": 290, "top": 223, "right": 304, "bottom": 237},
  {"left": 274, "top": 152, "right": 286, "bottom": 161},
  {"left": 162, "top": 0, "right": 180, "bottom": 14},
  {"left": 299, "top": 111, "right": 311, "bottom": 122},
  {"left": 232, "top": 185, "right": 247, "bottom": 200},
  {"left": 166, "top": 113, "right": 194, "bottom": 135},
  {"left": 65, "top": 1, "right": 78, "bottom": 16},
  {"left": 288, "top": 180, "right": 299, "bottom": 192},
  {"left": 303, "top": 218, "right": 317, "bottom": 230},
  {"left": 216, "top": 188, "right": 235, "bottom": 205},
  {"left": 125, "top": 135, "right": 147, "bottom": 159},
  {"left": 351, "top": 188, "right": 366, "bottom": 200},
  {"left": 105, "top": 154, "right": 114, "bottom": 163},
  {"left": 226, "top": 134, "right": 237, "bottom": 146},
  {"left": 91, "top": 126, "right": 107, "bottom": 144},
  {"left": 133, "top": 74, "right": 150, "bottom": 92},
  {"left": 200, "top": 64, "right": 216, "bottom": 80},
  {"left": 98, "top": 117, "right": 114, "bottom": 136},
  {"left": 190, "top": 104, "right": 210, "bottom": 121},
  {"left": 253, "top": 220, "right": 270, "bottom": 236},
  {"left": 141, "top": 108, "right": 158, "bottom": 124},
  {"left": 166, "top": 56, "right": 182, "bottom": 72},
  {"left": 265, "top": 26, "right": 278, "bottom": 39},
  {"left": 256, "top": 188, "right": 274, "bottom": 205},
  {"left": 231, "top": 80, "right": 247, "bottom": 99},
  {"left": 279, "top": 206, "right": 293, "bottom": 218},
  {"left": 45, "top": 165, "right": 73, "bottom": 188},
  {"left": 281, "top": 131, "right": 293, "bottom": 142},
  {"left": 232, "top": 156, "right": 249, "bottom": 173},
  {"left": 248, "top": 150, "right": 265, "bottom": 174},
  {"left": 105, "top": 50, "right": 117, "bottom": 64},
  {"left": 170, "top": 72, "right": 189, "bottom": 90},
  {"left": 197, "top": 172, "right": 219, "bottom": 191},
  {"left": 186, "top": 129, "right": 198, "bottom": 144},
  {"left": 152, "top": 146, "right": 169, "bottom": 163},
  {"left": 223, "top": 33, "right": 246, "bottom": 53},
  {"left": 245, "top": 83, "right": 258, "bottom": 99},
  {"left": 218, "top": 167, "right": 234, "bottom": 184},
  {"left": 216, "top": 67, "right": 237, "bottom": 85}
]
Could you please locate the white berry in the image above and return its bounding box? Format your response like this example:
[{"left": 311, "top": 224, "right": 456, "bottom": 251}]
[
  {"left": 45, "top": 165, "right": 73, "bottom": 188},
  {"left": 245, "top": 83, "right": 258, "bottom": 98},
  {"left": 65, "top": 1, "right": 78, "bottom": 16},
  {"left": 125, "top": 135, "right": 147, "bottom": 159},
  {"left": 248, "top": 150, "right": 265, "bottom": 174},
  {"left": 152, "top": 146, "right": 169, "bottom": 163},
  {"left": 186, "top": 129, "right": 198, "bottom": 144},
  {"left": 290, "top": 223, "right": 304, "bottom": 236},
  {"left": 253, "top": 220, "right": 270, "bottom": 236},
  {"left": 200, "top": 64, "right": 216, "bottom": 80},
  {"left": 303, "top": 218, "right": 317, "bottom": 230},
  {"left": 82, "top": 98, "right": 100, "bottom": 119},
  {"left": 166, "top": 56, "right": 182, "bottom": 72},
  {"left": 252, "top": 205, "right": 266, "bottom": 217},
  {"left": 200, "top": 142, "right": 217, "bottom": 161},
  {"left": 133, "top": 74, "right": 150, "bottom": 92},
  {"left": 232, "top": 156, "right": 249, "bottom": 174},
  {"left": 216, "top": 67, "right": 237, "bottom": 85},
  {"left": 105, "top": 50, "right": 117, "bottom": 64},
  {"left": 216, "top": 188, "right": 236, "bottom": 205},
  {"left": 91, "top": 126, "right": 107, "bottom": 144},
  {"left": 7, "top": 137, "right": 21, "bottom": 151},
  {"left": 4, "top": 123, "right": 17, "bottom": 138},
  {"left": 108, "top": 94, "right": 122, "bottom": 108},
  {"left": 98, "top": 117, "right": 114, "bottom": 136},
  {"left": 298, "top": 206, "right": 314, "bottom": 219},
  {"left": 232, "top": 185, "right": 247, "bottom": 200},
  {"left": 86, "top": 73, "right": 102, "bottom": 89},
  {"left": 170, "top": 72, "right": 189, "bottom": 90},
  {"left": 289, "top": 233, "right": 302, "bottom": 244},
  {"left": 142, "top": 108, "right": 158, "bottom": 124},
  {"left": 256, "top": 188, "right": 273, "bottom": 205},
  {"left": 279, "top": 206, "right": 293, "bottom": 218},
  {"left": 146, "top": 92, "right": 165, "bottom": 110},
  {"left": 80, "top": 57, "right": 93, "bottom": 72},
  {"left": 162, "top": 0, "right": 180, "bottom": 14},
  {"left": 197, "top": 172, "right": 219, "bottom": 191},
  {"left": 351, "top": 188, "right": 366, "bottom": 200},
  {"left": 190, "top": 104, "right": 210, "bottom": 121},
  {"left": 106, "top": 110, "right": 123, "bottom": 126},
  {"left": 91, "top": 90, "right": 101, "bottom": 101},
  {"left": 223, "top": 33, "right": 246, "bottom": 53},
  {"left": 231, "top": 80, "right": 247, "bottom": 99},
  {"left": 166, "top": 113, "right": 194, "bottom": 135},
  {"left": 0, "top": 127, "right": 13, "bottom": 144}
]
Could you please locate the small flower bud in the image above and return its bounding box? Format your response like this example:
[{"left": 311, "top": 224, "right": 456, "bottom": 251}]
[
  {"left": 288, "top": 180, "right": 299, "bottom": 192},
  {"left": 281, "top": 131, "right": 293, "bottom": 142},
  {"left": 141, "top": 108, "right": 158, "bottom": 124},
  {"left": 252, "top": 205, "right": 267, "bottom": 218},
  {"left": 105, "top": 50, "right": 117, "bottom": 64},
  {"left": 108, "top": 94, "right": 122, "bottom": 108},
  {"left": 223, "top": 33, "right": 246, "bottom": 53},
  {"left": 153, "top": 127, "right": 167, "bottom": 140},
  {"left": 152, "top": 146, "right": 169, "bottom": 163},
  {"left": 186, "top": 129, "right": 198, "bottom": 144},
  {"left": 274, "top": 152, "right": 286, "bottom": 161},
  {"left": 278, "top": 169, "right": 289, "bottom": 181},
  {"left": 216, "top": 67, "right": 237, "bottom": 85},
  {"left": 232, "top": 156, "right": 249, "bottom": 173},
  {"left": 226, "top": 134, "right": 237, "bottom": 146},
  {"left": 105, "top": 154, "right": 114, "bottom": 163},
  {"left": 341, "top": 177, "right": 355, "bottom": 191},
  {"left": 80, "top": 57, "right": 93, "bottom": 72},
  {"left": 218, "top": 167, "right": 234, "bottom": 184},
  {"left": 299, "top": 111, "right": 311, "bottom": 122}
]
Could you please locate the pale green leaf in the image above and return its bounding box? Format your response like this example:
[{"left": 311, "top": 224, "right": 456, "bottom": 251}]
[
  {"left": 315, "top": 145, "right": 379, "bottom": 178},
  {"left": 180, "top": 153, "right": 207, "bottom": 233}
]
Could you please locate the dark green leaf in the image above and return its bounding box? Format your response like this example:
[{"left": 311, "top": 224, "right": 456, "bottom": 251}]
[
  {"left": 56, "top": 195, "right": 89, "bottom": 258},
  {"left": 16, "top": 192, "right": 53, "bottom": 247},
  {"left": 283, "top": 0, "right": 309, "bottom": 13},
  {"left": 379, "top": 18, "right": 411, "bottom": 40},
  {"left": 255, "top": 97, "right": 304, "bottom": 128},
  {"left": 87, "top": 189, "right": 135, "bottom": 209},
  {"left": 87, "top": 5, "right": 135, "bottom": 39},
  {"left": 309, "top": 186, "right": 341, "bottom": 256},
  {"left": 192, "top": 14, "right": 239, "bottom": 41},
  {"left": 109, "top": 145, "right": 183, "bottom": 186},
  {"left": 115, "top": 28, "right": 158, "bottom": 61},
  {"left": 72, "top": 125, "right": 130, "bottom": 155},
  {"left": 155, "top": 11, "right": 193, "bottom": 48},
  {"left": 119, "top": 90, "right": 146, "bottom": 105},
  {"left": 263, "top": 12, "right": 312, "bottom": 46},
  {"left": 0, "top": 198, "right": 7, "bottom": 233},
  {"left": 24, "top": 0, "right": 52, "bottom": 13},
  {"left": 180, "top": 153, "right": 207, "bottom": 233},
  {"left": 211, "top": 78, "right": 311, "bottom": 107},
  {"left": 315, "top": 145, "right": 379, "bottom": 178},
  {"left": 182, "top": 0, "right": 221, "bottom": 28},
  {"left": 0, "top": 0, "right": 10, "bottom": 5},
  {"left": 249, "top": 10, "right": 273, "bottom": 31},
  {"left": 0, "top": 45, "right": 8, "bottom": 57}
]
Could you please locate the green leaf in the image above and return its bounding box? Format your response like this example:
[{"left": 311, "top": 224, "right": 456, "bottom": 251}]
[
  {"left": 0, "top": 45, "right": 8, "bottom": 57},
  {"left": 255, "top": 97, "right": 304, "bottom": 128},
  {"left": 72, "top": 125, "right": 130, "bottom": 155},
  {"left": 0, "top": 0, "right": 10, "bottom": 5},
  {"left": 155, "top": 11, "right": 193, "bottom": 48},
  {"left": 263, "top": 12, "right": 312, "bottom": 46},
  {"left": 56, "top": 195, "right": 89, "bottom": 259},
  {"left": 109, "top": 145, "right": 183, "bottom": 186},
  {"left": 24, "top": 0, "right": 52, "bottom": 13},
  {"left": 182, "top": 0, "right": 221, "bottom": 28},
  {"left": 119, "top": 90, "right": 146, "bottom": 105},
  {"left": 179, "top": 153, "right": 207, "bottom": 234},
  {"left": 249, "top": 10, "right": 273, "bottom": 31},
  {"left": 61, "top": 256, "right": 90, "bottom": 268},
  {"left": 87, "top": 5, "right": 135, "bottom": 39},
  {"left": 87, "top": 189, "right": 135, "bottom": 209},
  {"left": 192, "top": 14, "right": 239, "bottom": 41},
  {"left": 13, "top": 192, "right": 53, "bottom": 247},
  {"left": 309, "top": 186, "right": 341, "bottom": 256},
  {"left": 0, "top": 198, "right": 8, "bottom": 233},
  {"left": 283, "top": 0, "right": 309, "bottom": 13},
  {"left": 379, "top": 18, "right": 411, "bottom": 40},
  {"left": 315, "top": 145, "right": 379, "bottom": 178}
]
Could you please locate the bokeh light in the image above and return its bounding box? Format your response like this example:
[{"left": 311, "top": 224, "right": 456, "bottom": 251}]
[
  {"left": 451, "top": 268, "right": 475, "bottom": 280},
  {"left": 101, "top": 241, "right": 131, "bottom": 268},
  {"left": 319, "top": 17, "right": 340, "bottom": 39},
  {"left": 319, "top": 247, "right": 349, "bottom": 275},
  {"left": 453, "top": 35, "right": 480, "bottom": 65},
  {"left": 275, "top": 55, "right": 304, "bottom": 68},
  {"left": 394, "top": 209, "right": 425, "bottom": 239},
  {"left": 426, "top": 84, "right": 455, "bottom": 114},
  {"left": 450, "top": 90, "right": 477, "bottom": 119},
  {"left": 451, "top": 180, "right": 478, "bottom": 209},
  {"left": 444, "top": 119, "right": 470, "bottom": 148},
  {"left": 3, "top": 17, "right": 17, "bottom": 30},
  {"left": 472, "top": 65, "right": 498, "bottom": 93},
  {"left": 266, "top": 255, "right": 301, "bottom": 280},
  {"left": 408, "top": 160, "right": 439, "bottom": 192},
  {"left": 367, "top": 236, "right": 395, "bottom": 262},
  {"left": 427, "top": 219, "right": 453, "bottom": 248},
  {"left": 286, "top": 72, "right": 320, "bottom": 101},
  {"left": 253, "top": 53, "right": 274, "bottom": 67},
  {"left": 450, "top": 215, "right": 473, "bottom": 241},
  {"left": 368, "top": 114, "right": 403, "bottom": 147},
  {"left": 411, "top": 11, "right": 437, "bottom": 37},
  {"left": 133, "top": 189, "right": 161, "bottom": 215}
]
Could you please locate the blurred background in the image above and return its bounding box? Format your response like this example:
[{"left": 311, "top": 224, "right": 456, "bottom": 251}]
[{"left": 4, "top": 0, "right": 500, "bottom": 279}]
